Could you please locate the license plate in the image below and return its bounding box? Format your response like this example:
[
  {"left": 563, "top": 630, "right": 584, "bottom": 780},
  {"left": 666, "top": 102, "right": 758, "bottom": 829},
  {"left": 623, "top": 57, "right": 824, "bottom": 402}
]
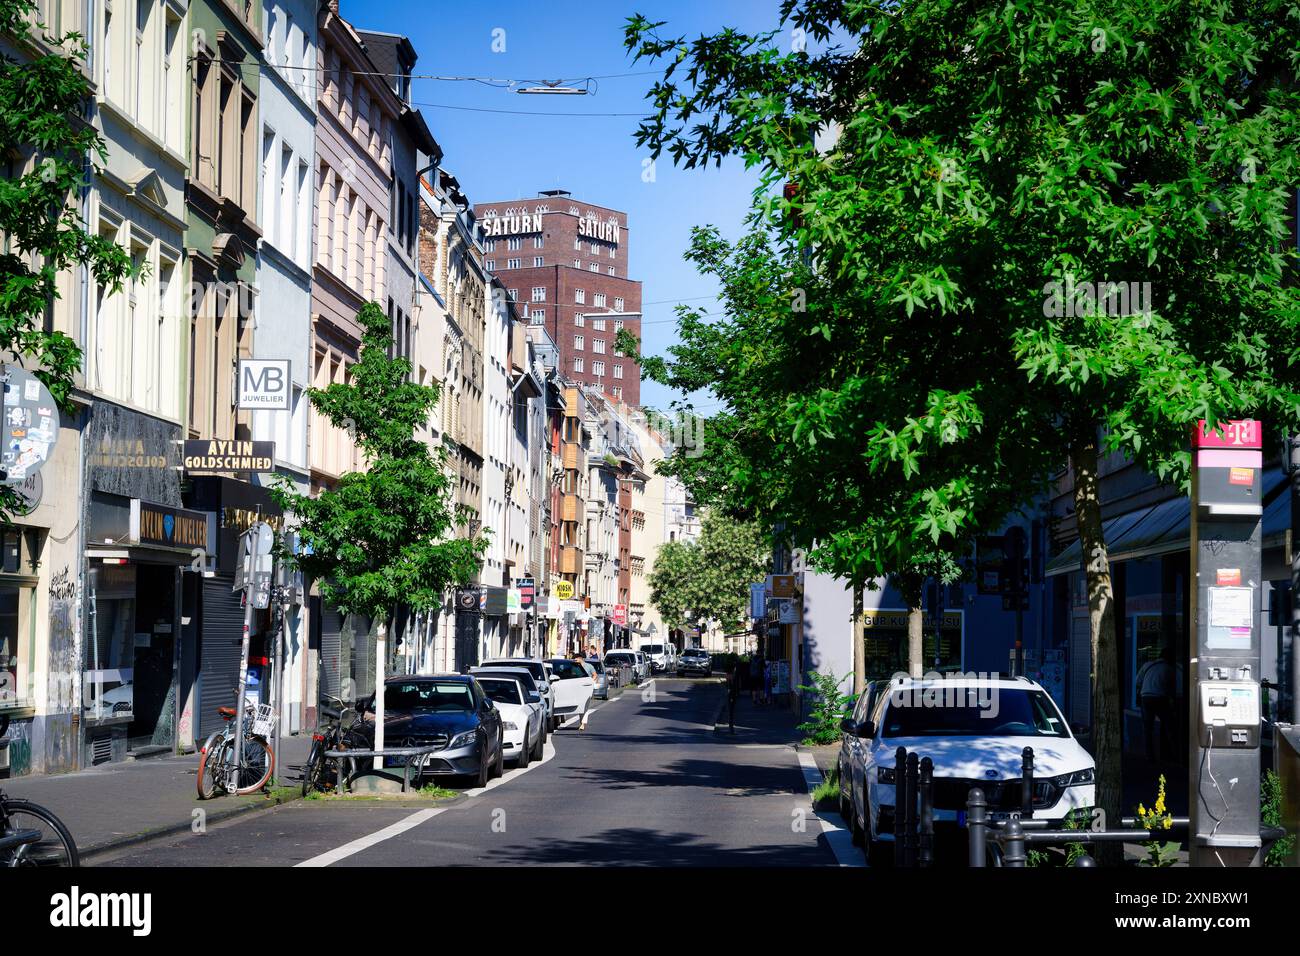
[{"left": 957, "top": 810, "right": 1014, "bottom": 826}]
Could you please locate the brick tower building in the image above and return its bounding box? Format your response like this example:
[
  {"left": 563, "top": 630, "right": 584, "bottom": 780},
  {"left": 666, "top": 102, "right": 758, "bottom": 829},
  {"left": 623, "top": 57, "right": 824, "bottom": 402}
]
[{"left": 473, "top": 190, "right": 643, "bottom": 406}]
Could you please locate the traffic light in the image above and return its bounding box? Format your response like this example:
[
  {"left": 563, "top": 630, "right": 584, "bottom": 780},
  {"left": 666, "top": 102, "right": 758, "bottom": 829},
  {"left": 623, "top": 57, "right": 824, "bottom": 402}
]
[{"left": 1002, "top": 526, "right": 1028, "bottom": 596}]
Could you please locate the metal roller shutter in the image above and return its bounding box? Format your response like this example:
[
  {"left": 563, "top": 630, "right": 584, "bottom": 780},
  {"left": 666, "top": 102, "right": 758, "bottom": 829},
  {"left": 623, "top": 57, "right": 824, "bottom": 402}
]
[
  {"left": 319, "top": 606, "right": 344, "bottom": 702},
  {"left": 199, "top": 576, "right": 245, "bottom": 741}
]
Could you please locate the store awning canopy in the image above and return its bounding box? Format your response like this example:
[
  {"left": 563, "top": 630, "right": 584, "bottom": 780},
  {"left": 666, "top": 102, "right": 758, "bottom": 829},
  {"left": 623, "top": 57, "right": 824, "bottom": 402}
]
[{"left": 1046, "top": 467, "right": 1288, "bottom": 577}]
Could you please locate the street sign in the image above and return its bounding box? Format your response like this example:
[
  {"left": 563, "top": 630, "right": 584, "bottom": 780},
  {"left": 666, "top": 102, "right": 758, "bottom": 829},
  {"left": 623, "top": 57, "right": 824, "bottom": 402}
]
[
  {"left": 0, "top": 365, "right": 60, "bottom": 486},
  {"left": 234, "top": 521, "right": 275, "bottom": 609},
  {"left": 237, "top": 360, "right": 291, "bottom": 410}
]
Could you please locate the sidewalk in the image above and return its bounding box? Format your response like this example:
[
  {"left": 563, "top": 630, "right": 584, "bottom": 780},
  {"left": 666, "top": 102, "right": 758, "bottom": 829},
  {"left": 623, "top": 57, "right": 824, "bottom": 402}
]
[
  {"left": 713, "top": 686, "right": 802, "bottom": 744},
  {"left": 1, "top": 734, "right": 312, "bottom": 858}
]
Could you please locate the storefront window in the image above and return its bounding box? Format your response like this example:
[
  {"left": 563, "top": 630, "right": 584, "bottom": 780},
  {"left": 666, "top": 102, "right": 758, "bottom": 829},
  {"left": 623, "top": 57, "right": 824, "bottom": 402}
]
[
  {"left": 860, "top": 609, "right": 963, "bottom": 679},
  {"left": 0, "top": 530, "right": 39, "bottom": 710},
  {"left": 84, "top": 564, "right": 136, "bottom": 723}
]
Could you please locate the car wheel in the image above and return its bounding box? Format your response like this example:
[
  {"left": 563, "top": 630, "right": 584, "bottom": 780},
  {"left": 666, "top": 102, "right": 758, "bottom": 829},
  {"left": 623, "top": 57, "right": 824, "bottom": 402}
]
[
  {"left": 850, "top": 806, "right": 866, "bottom": 847},
  {"left": 491, "top": 731, "right": 504, "bottom": 779},
  {"left": 838, "top": 765, "right": 851, "bottom": 821},
  {"left": 533, "top": 724, "right": 545, "bottom": 760},
  {"left": 517, "top": 729, "right": 531, "bottom": 768},
  {"left": 473, "top": 745, "right": 490, "bottom": 789}
]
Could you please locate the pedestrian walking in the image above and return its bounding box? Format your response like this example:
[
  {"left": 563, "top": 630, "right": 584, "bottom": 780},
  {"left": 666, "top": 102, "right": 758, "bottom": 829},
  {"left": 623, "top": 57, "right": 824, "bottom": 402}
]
[
  {"left": 574, "top": 654, "right": 592, "bottom": 731},
  {"left": 727, "top": 661, "right": 744, "bottom": 733},
  {"left": 749, "top": 653, "right": 765, "bottom": 705},
  {"left": 1138, "top": 645, "right": 1176, "bottom": 763}
]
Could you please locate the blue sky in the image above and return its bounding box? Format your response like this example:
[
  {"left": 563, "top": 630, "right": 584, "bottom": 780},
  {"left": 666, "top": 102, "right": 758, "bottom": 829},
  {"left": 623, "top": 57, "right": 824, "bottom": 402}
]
[{"left": 351, "top": 0, "right": 783, "bottom": 411}]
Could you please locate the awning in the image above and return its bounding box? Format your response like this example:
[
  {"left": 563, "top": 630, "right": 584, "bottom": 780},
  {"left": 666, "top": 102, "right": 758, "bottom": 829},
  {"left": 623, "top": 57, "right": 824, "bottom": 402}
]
[{"left": 1046, "top": 467, "right": 1289, "bottom": 577}]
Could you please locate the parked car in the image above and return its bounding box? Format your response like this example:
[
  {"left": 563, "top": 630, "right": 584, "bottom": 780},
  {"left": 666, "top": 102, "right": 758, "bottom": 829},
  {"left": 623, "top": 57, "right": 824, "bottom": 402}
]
[
  {"left": 676, "top": 647, "right": 712, "bottom": 677},
  {"left": 480, "top": 659, "right": 557, "bottom": 731},
  {"left": 633, "top": 651, "right": 651, "bottom": 681},
  {"left": 585, "top": 657, "right": 610, "bottom": 699},
  {"left": 546, "top": 658, "right": 596, "bottom": 725},
  {"left": 845, "top": 676, "right": 1095, "bottom": 866},
  {"left": 836, "top": 679, "right": 885, "bottom": 821},
  {"left": 471, "top": 666, "right": 551, "bottom": 745},
  {"left": 356, "top": 675, "right": 504, "bottom": 788},
  {"left": 641, "top": 643, "right": 670, "bottom": 673},
  {"left": 665, "top": 643, "right": 678, "bottom": 672},
  {"left": 475, "top": 673, "right": 545, "bottom": 767},
  {"left": 602, "top": 651, "right": 634, "bottom": 687}
]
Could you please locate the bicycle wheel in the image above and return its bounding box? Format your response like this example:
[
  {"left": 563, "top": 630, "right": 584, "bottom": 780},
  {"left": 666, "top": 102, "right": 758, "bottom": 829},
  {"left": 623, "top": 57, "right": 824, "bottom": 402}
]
[
  {"left": 197, "top": 731, "right": 227, "bottom": 799},
  {"left": 1, "top": 800, "right": 79, "bottom": 867},
  {"left": 301, "top": 738, "right": 323, "bottom": 797},
  {"left": 211, "top": 736, "right": 274, "bottom": 795}
]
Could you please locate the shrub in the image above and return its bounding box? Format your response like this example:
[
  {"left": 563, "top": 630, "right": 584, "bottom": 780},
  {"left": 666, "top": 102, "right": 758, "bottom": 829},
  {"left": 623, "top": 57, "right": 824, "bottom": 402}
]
[{"left": 797, "top": 671, "right": 852, "bottom": 746}]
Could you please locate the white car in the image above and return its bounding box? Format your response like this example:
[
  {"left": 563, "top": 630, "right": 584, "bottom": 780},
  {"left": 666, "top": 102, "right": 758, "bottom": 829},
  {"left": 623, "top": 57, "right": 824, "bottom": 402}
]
[
  {"left": 546, "top": 658, "right": 595, "bottom": 726},
  {"left": 470, "top": 666, "right": 551, "bottom": 747},
  {"left": 475, "top": 673, "right": 545, "bottom": 767},
  {"left": 479, "top": 659, "right": 557, "bottom": 732},
  {"left": 846, "top": 676, "right": 1096, "bottom": 866},
  {"left": 640, "top": 643, "right": 670, "bottom": 673}
]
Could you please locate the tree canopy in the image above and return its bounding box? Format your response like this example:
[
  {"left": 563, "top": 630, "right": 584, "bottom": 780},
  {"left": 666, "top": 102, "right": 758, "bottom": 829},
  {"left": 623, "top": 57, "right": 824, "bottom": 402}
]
[{"left": 648, "top": 511, "right": 768, "bottom": 634}]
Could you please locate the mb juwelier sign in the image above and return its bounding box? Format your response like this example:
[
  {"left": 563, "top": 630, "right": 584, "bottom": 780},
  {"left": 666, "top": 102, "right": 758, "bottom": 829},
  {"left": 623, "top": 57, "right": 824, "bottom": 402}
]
[
  {"left": 237, "top": 360, "right": 291, "bottom": 410},
  {"left": 130, "top": 499, "right": 210, "bottom": 549},
  {"left": 182, "top": 439, "right": 275, "bottom": 474}
]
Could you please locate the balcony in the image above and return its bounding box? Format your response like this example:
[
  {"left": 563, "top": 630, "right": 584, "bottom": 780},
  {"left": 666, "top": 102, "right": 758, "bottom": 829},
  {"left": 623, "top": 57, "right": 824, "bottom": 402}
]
[
  {"left": 561, "top": 495, "right": 581, "bottom": 523},
  {"left": 560, "top": 546, "right": 583, "bottom": 575},
  {"left": 562, "top": 442, "right": 582, "bottom": 470}
]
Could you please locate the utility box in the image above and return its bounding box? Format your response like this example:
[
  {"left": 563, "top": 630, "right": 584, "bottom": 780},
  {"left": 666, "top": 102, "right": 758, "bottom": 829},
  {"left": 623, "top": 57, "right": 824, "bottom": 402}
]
[{"left": 1276, "top": 724, "right": 1300, "bottom": 867}]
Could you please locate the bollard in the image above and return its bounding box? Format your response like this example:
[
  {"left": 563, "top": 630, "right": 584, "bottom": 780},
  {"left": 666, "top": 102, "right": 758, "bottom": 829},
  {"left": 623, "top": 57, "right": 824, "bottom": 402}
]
[
  {"left": 967, "top": 787, "right": 988, "bottom": 868},
  {"left": 918, "top": 756, "right": 934, "bottom": 868},
  {"left": 1002, "top": 817, "right": 1028, "bottom": 867},
  {"left": 894, "top": 746, "right": 908, "bottom": 867},
  {"left": 903, "top": 751, "right": 920, "bottom": 868},
  {"left": 1021, "top": 746, "right": 1035, "bottom": 819}
]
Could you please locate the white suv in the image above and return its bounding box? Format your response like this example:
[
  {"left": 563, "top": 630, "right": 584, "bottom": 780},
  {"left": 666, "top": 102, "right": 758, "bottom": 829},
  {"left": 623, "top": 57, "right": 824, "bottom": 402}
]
[{"left": 844, "top": 675, "right": 1095, "bottom": 866}]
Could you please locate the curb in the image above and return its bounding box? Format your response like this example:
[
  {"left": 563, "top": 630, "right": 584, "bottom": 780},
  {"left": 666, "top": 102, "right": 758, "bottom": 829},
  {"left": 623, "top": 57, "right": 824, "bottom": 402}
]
[{"left": 81, "top": 785, "right": 304, "bottom": 861}]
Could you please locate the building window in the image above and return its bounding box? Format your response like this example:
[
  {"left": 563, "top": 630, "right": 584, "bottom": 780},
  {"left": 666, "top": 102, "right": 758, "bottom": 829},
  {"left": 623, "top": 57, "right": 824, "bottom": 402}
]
[
  {"left": 590, "top": 262, "right": 599, "bottom": 272},
  {"left": 573, "top": 237, "right": 580, "bottom": 250},
  {"left": 610, "top": 246, "right": 616, "bottom": 258},
  {"left": 613, "top": 319, "right": 624, "bottom": 333},
  {"left": 591, "top": 317, "right": 605, "bottom": 331},
  {"left": 485, "top": 239, "right": 496, "bottom": 252},
  {"left": 508, "top": 237, "right": 522, "bottom": 251},
  {"left": 594, "top": 293, "right": 606, "bottom": 308},
  {"left": 533, "top": 256, "right": 543, "bottom": 267},
  {"left": 573, "top": 357, "right": 584, "bottom": 373},
  {"left": 574, "top": 314, "right": 585, "bottom": 327},
  {"left": 590, "top": 241, "right": 599, "bottom": 254},
  {"left": 572, "top": 259, "right": 580, "bottom": 268},
  {"left": 608, "top": 267, "right": 615, "bottom": 276},
  {"left": 592, "top": 361, "right": 605, "bottom": 377},
  {"left": 574, "top": 335, "right": 584, "bottom": 350},
  {"left": 486, "top": 259, "right": 495, "bottom": 270},
  {"left": 507, "top": 258, "right": 520, "bottom": 269},
  {"left": 613, "top": 364, "right": 623, "bottom": 379},
  {"left": 534, "top": 235, "right": 544, "bottom": 248},
  {"left": 614, "top": 298, "right": 624, "bottom": 312},
  {"left": 592, "top": 339, "right": 605, "bottom": 354},
  {"left": 531, "top": 286, "right": 545, "bottom": 303},
  {"left": 612, "top": 386, "right": 622, "bottom": 399},
  {"left": 574, "top": 289, "right": 585, "bottom": 304},
  {"left": 531, "top": 309, "right": 544, "bottom": 324}
]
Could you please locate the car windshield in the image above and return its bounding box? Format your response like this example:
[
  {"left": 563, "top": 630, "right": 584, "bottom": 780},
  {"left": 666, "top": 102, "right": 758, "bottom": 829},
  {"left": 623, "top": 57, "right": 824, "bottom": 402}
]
[
  {"left": 587, "top": 660, "right": 604, "bottom": 673},
  {"left": 478, "top": 679, "right": 522, "bottom": 706},
  {"left": 642, "top": 645, "right": 663, "bottom": 654},
  {"left": 473, "top": 668, "right": 536, "bottom": 691},
  {"left": 881, "top": 688, "right": 1068, "bottom": 738},
  {"left": 684, "top": 649, "right": 705, "bottom": 657},
  {"left": 385, "top": 682, "right": 475, "bottom": 713}
]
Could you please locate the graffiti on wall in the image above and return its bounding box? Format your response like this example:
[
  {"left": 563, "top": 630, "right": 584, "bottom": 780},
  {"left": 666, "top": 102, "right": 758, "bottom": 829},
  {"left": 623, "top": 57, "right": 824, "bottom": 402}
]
[{"left": 44, "top": 565, "right": 80, "bottom": 773}]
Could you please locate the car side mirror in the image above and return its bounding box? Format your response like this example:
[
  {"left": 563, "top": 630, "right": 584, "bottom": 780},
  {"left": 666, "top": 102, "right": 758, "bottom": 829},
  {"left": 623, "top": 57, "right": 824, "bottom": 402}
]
[
  {"left": 839, "top": 717, "right": 857, "bottom": 734},
  {"left": 527, "top": 691, "right": 540, "bottom": 703}
]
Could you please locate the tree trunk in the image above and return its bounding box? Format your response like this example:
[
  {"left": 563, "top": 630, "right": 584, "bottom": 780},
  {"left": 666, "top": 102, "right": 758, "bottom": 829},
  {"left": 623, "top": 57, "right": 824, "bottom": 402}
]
[
  {"left": 1070, "top": 423, "right": 1123, "bottom": 866},
  {"left": 853, "top": 581, "right": 866, "bottom": 697},
  {"left": 907, "top": 605, "right": 924, "bottom": 678},
  {"left": 373, "top": 617, "right": 388, "bottom": 771}
]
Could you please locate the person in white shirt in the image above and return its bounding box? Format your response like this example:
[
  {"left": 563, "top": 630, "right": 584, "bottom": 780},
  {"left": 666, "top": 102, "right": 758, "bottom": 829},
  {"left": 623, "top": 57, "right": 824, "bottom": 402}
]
[{"left": 1137, "top": 646, "right": 1176, "bottom": 763}]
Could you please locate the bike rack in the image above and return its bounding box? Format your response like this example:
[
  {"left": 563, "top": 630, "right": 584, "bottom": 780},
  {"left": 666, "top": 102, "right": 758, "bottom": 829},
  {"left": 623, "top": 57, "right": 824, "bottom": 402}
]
[{"left": 322, "top": 745, "right": 450, "bottom": 794}]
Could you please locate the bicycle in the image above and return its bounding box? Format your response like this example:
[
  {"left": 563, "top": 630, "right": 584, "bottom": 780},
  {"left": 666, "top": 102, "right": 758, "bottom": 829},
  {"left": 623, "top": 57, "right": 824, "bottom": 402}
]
[
  {"left": 196, "top": 703, "right": 276, "bottom": 799},
  {"left": 0, "top": 716, "right": 78, "bottom": 866},
  {"left": 300, "top": 695, "right": 367, "bottom": 797}
]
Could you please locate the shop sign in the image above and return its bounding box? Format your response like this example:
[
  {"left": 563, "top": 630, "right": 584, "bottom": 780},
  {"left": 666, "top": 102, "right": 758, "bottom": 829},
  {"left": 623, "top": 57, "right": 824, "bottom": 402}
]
[
  {"left": 130, "top": 499, "right": 210, "bottom": 549},
  {"left": 778, "top": 598, "right": 799, "bottom": 624},
  {"left": 861, "top": 609, "right": 963, "bottom": 631},
  {"left": 479, "top": 585, "right": 508, "bottom": 616},
  {"left": 237, "top": 360, "right": 291, "bottom": 410},
  {"left": 515, "top": 577, "right": 535, "bottom": 611},
  {"left": 507, "top": 588, "right": 522, "bottom": 614},
  {"left": 612, "top": 604, "right": 627, "bottom": 627},
  {"left": 555, "top": 580, "right": 575, "bottom": 600},
  {"left": 182, "top": 439, "right": 275, "bottom": 474},
  {"left": 766, "top": 574, "right": 795, "bottom": 599},
  {"left": 750, "top": 582, "right": 766, "bottom": 619}
]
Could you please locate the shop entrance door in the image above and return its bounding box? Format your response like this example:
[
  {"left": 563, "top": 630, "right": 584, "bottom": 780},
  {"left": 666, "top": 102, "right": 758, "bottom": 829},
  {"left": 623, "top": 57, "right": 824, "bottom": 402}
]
[{"left": 127, "top": 563, "right": 177, "bottom": 751}]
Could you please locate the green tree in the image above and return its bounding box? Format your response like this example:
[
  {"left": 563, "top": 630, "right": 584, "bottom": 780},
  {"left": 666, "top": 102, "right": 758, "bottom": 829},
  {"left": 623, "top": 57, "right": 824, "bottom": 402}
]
[
  {"left": 0, "top": 0, "right": 133, "bottom": 513},
  {"left": 648, "top": 512, "right": 767, "bottom": 636},
  {"left": 270, "top": 303, "right": 485, "bottom": 764},
  {"left": 624, "top": 0, "right": 1300, "bottom": 861}
]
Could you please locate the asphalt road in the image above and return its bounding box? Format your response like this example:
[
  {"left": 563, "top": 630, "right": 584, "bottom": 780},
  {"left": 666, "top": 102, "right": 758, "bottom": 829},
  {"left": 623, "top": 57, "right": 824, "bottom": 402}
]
[{"left": 95, "top": 678, "right": 839, "bottom": 867}]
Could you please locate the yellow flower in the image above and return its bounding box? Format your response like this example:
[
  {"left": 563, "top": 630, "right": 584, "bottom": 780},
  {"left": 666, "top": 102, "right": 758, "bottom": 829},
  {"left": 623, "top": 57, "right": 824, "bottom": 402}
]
[{"left": 1163, "top": 817, "right": 1173, "bottom": 830}]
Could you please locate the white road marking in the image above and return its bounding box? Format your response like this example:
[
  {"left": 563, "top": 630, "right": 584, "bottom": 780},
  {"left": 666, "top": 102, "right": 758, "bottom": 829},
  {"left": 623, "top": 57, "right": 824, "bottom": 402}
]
[
  {"left": 796, "top": 750, "right": 864, "bottom": 868},
  {"left": 295, "top": 739, "right": 558, "bottom": 867}
]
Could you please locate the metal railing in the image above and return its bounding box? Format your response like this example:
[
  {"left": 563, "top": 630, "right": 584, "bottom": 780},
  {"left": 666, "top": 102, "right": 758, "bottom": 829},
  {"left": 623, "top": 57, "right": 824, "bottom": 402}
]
[{"left": 323, "top": 745, "right": 449, "bottom": 794}]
